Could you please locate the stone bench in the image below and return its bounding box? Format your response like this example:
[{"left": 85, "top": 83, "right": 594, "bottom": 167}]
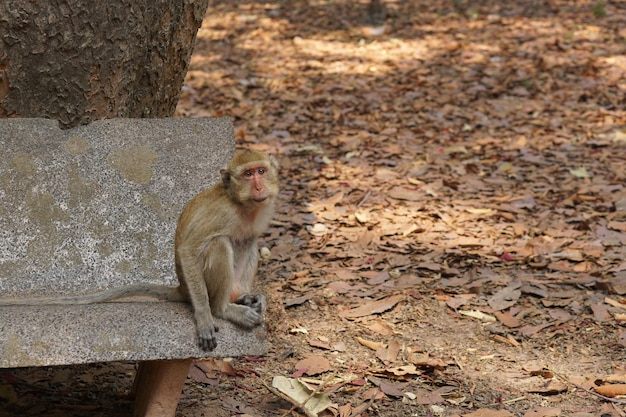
[{"left": 0, "top": 118, "right": 268, "bottom": 416}]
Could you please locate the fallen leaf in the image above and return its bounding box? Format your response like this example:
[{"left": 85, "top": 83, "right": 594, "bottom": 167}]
[
  {"left": 414, "top": 388, "right": 446, "bottom": 405},
  {"left": 272, "top": 376, "right": 334, "bottom": 416},
  {"left": 366, "top": 320, "right": 394, "bottom": 335},
  {"left": 361, "top": 387, "right": 385, "bottom": 401},
  {"left": 294, "top": 355, "right": 332, "bottom": 376},
  {"left": 488, "top": 284, "right": 522, "bottom": 311},
  {"left": 408, "top": 353, "right": 447, "bottom": 370},
  {"left": 387, "top": 186, "right": 423, "bottom": 201},
  {"left": 355, "top": 210, "right": 369, "bottom": 223},
  {"left": 528, "top": 369, "right": 554, "bottom": 379},
  {"left": 379, "top": 380, "right": 406, "bottom": 398},
  {"left": 569, "top": 167, "right": 591, "bottom": 178},
  {"left": 380, "top": 365, "right": 421, "bottom": 377},
  {"left": 356, "top": 336, "right": 385, "bottom": 351},
  {"left": 339, "top": 294, "right": 404, "bottom": 318},
  {"left": 605, "top": 297, "right": 626, "bottom": 310},
  {"left": 523, "top": 407, "right": 561, "bottom": 417},
  {"left": 188, "top": 365, "right": 217, "bottom": 385},
  {"left": 527, "top": 379, "right": 567, "bottom": 395},
  {"left": 285, "top": 294, "right": 313, "bottom": 307},
  {"left": 446, "top": 295, "right": 471, "bottom": 309},
  {"left": 195, "top": 358, "right": 238, "bottom": 376},
  {"left": 309, "top": 339, "right": 332, "bottom": 350},
  {"left": 459, "top": 310, "right": 497, "bottom": 322},
  {"left": 326, "top": 281, "right": 353, "bottom": 294},
  {"left": 466, "top": 208, "right": 494, "bottom": 215},
  {"left": 376, "top": 339, "right": 402, "bottom": 363},
  {"left": 494, "top": 311, "right": 521, "bottom": 328},
  {"left": 594, "top": 384, "right": 626, "bottom": 397},
  {"left": 463, "top": 408, "right": 514, "bottom": 417},
  {"left": 307, "top": 223, "right": 329, "bottom": 237},
  {"left": 604, "top": 372, "right": 626, "bottom": 383}
]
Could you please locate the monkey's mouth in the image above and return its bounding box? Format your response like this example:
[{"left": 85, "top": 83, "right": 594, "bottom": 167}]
[{"left": 254, "top": 196, "right": 268, "bottom": 203}]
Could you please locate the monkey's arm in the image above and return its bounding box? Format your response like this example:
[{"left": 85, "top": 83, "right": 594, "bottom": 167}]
[
  {"left": 176, "top": 240, "right": 219, "bottom": 351},
  {"left": 0, "top": 283, "right": 184, "bottom": 306}
]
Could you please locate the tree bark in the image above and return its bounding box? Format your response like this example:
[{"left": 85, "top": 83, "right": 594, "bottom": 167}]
[{"left": 0, "top": 0, "right": 209, "bottom": 128}]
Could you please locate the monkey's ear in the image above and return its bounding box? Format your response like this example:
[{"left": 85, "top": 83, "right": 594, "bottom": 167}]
[
  {"left": 220, "top": 168, "right": 231, "bottom": 186},
  {"left": 269, "top": 155, "right": 279, "bottom": 170}
]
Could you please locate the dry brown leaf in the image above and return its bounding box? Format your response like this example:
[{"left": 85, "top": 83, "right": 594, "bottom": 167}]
[
  {"left": 608, "top": 221, "right": 626, "bottom": 232},
  {"left": 309, "top": 339, "right": 332, "bottom": 350},
  {"left": 594, "top": 384, "right": 626, "bottom": 397},
  {"left": 354, "top": 384, "right": 381, "bottom": 402},
  {"left": 376, "top": 339, "right": 402, "bottom": 363},
  {"left": 463, "top": 409, "right": 514, "bottom": 417},
  {"left": 356, "top": 336, "right": 385, "bottom": 351},
  {"left": 188, "top": 365, "right": 217, "bottom": 385},
  {"left": 338, "top": 403, "right": 352, "bottom": 417},
  {"left": 459, "top": 310, "right": 497, "bottom": 323},
  {"left": 378, "top": 380, "right": 406, "bottom": 398},
  {"left": 379, "top": 365, "right": 421, "bottom": 377},
  {"left": 326, "top": 281, "right": 354, "bottom": 294},
  {"left": 195, "top": 358, "right": 238, "bottom": 376},
  {"left": 605, "top": 297, "right": 626, "bottom": 310},
  {"left": 527, "top": 379, "right": 567, "bottom": 395},
  {"left": 409, "top": 353, "right": 447, "bottom": 370},
  {"left": 293, "top": 355, "right": 332, "bottom": 376},
  {"left": 338, "top": 294, "right": 404, "bottom": 318},
  {"left": 366, "top": 320, "right": 395, "bottom": 336},
  {"left": 285, "top": 294, "right": 313, "bottom": 307},
  {"left": 488, "top": 284, "right": 522, "bottom": 311},
  {"left": 604, "top": 373, "right": 626, "bottom": 383},
  {"left": 494, "top": 311, "right": 521, "bottom": 328},
  {"left": 387, "top": 186, "right": 423, "bottom": 201},
  {"left": 446, "top": 295, "right": 471, "bottom": 310},
  {"left": 523, "top": 407, "right": 561, "bottom": 417},
  {"left": 414, "top": 388, "right": 446, "bottom": 405}
]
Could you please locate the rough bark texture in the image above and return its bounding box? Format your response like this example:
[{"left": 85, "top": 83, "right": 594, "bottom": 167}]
[{"left": 0, "top": 0, "right": 209, "bottom": 128}]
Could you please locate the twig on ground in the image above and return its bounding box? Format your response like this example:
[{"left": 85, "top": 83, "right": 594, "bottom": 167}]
[{"left": 357, "top": 190, "right": 371, "bottom": 207}]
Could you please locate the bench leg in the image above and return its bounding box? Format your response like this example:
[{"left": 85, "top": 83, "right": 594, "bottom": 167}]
[{"left": 131, "top": 359, "right": 193, "bottom": 417}]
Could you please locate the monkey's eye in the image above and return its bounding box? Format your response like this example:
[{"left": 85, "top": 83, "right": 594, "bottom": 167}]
[
  {"left": 243, "top": 170, "right": 254, "bottom": 178},
  {"left": 257, "top": 168, "right": 266, "bottom": 175}
]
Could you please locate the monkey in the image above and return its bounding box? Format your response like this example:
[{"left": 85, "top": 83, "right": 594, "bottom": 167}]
[{"left": 0, "top": 149, "right": 279, "bottom": 351}]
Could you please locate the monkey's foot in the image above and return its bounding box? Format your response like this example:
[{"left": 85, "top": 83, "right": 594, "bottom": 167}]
[
  {"left": 196, "top": 323, "right": 219, "bottom": 351},
  {"left": 222, "top": 302, "right": 264, "bottom": 328},
  {"left": 234, "top": 293, "right": 266, "bottom": 316}
]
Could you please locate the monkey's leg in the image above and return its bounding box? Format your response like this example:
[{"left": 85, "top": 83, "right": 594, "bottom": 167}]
[
  {"left": 232, "top": 239, "right": 267, "bottom": 316},
  {"left": 177, "top": 247, "right": 219, "bottom": 351},
  {"left": 206, "top": 237, "right": 263, "bottom": 329}
]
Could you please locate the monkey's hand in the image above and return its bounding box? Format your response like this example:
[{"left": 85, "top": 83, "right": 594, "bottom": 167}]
[
  {"left": 196, "top": 319, "right": 219, "bottom": 351},
  {"left": 234, "top": 294, "right": 266, "bottom": 316}
]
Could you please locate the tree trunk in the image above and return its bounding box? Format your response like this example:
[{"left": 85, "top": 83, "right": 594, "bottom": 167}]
[{"left": 0, "top": 0, "right": 209, "bottom": 128}]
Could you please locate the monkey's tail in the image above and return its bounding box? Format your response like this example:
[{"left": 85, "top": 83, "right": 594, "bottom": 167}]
[{"left": 0, "top": 284, "right": 186, "bottom": 306}]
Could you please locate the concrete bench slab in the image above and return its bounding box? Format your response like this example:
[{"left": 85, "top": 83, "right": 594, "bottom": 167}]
[{"left": 0, "top": 118, "right": 268, "bottom": 416}]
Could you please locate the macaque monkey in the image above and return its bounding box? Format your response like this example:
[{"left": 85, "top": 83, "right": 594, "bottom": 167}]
[{"left": 0, "top": 149, "right": 279, "bottom": 351}]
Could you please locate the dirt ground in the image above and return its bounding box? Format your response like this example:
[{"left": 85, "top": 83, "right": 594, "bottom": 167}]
[{"left": 2, "top": 0, "right": 626, "bottom": 416}]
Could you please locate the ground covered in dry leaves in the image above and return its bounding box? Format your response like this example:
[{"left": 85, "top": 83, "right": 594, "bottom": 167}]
[{"left": 2, "top": 1, "right": 626, "bottom": 416}]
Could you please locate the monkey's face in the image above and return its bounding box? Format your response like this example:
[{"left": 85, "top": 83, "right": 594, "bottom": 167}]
[
  {"left": 225, "top": 153, "right": 279, "bottom": 207},
  {"left": 242, "top": 165, "right": 275, "bottom": 203}
]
